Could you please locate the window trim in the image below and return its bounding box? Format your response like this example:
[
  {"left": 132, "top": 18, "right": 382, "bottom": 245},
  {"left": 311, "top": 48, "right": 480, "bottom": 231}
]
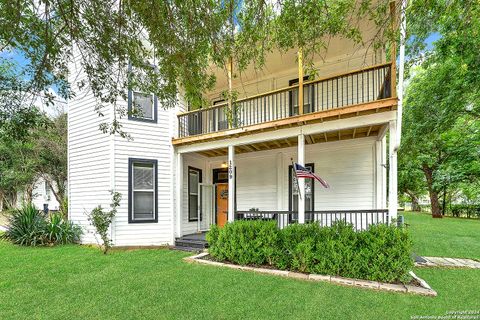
[
  {"left": 128, "top": 158, "right": 158, "bottom": 223},
  {"left": 188, "top": 166, "right": 203, "bottom": 222},
  {"left": 127, "top": 64, "right": 158, "bottom": 123}
]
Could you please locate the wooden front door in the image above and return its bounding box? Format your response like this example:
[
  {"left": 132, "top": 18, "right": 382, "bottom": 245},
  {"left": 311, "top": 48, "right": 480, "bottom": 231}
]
[{"left": 216, "top": 183, "right": 228, "bottom": 227}]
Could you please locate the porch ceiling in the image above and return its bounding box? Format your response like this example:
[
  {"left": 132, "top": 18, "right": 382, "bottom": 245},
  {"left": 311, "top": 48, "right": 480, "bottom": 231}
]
[{"left": 197, "top": 124, "right": 383, "bottom": 157}]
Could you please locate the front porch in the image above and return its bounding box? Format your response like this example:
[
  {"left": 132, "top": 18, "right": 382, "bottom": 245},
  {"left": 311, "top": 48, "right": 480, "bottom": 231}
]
[{"left": 174, "top": 113, "right": 398, "bottom": 238}]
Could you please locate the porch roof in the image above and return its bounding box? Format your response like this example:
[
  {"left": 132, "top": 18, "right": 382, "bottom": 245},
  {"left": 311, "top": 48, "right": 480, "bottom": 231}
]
[{"left": 195, "top": 124, "right": 384, "bottom": 157}]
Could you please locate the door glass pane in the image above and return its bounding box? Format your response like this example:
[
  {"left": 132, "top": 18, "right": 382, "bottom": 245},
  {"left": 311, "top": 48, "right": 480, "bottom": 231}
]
[
  {"left": 189, "top": 171, "right": 199, "bottom": 194},
  {"left": 290, "top": 165, "right": 313, "bottom": 212},
  {"left": 189, "top": 195, "right": 198, "bottom": 220},
  {"left": 134, "top": 164, "right": 154, "bottom": 189},
  {"left": 133, "top": 191, "right": 154, "bottom": 219}
]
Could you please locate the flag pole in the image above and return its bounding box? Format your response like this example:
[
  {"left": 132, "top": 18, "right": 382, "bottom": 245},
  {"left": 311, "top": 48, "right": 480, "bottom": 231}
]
[{"left": 291, "top": 158, "right": 302, "bottom": 200}]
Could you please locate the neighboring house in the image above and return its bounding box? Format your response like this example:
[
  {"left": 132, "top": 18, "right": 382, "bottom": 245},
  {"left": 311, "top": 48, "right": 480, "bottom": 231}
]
[
  {"left": 17, "top": 177, "right": 61, "bottom": 212},
  {"left": 68, "top": 13, "right": 400, "bottom": 246}
]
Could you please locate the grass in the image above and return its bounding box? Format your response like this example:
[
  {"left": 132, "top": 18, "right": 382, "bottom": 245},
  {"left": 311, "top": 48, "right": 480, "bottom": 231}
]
[
  {"left": 404, "top": 211, "right": 480, "bottom": 259},
  {"left": 0, "top": 213, "right": 479, "bottom": 319}
]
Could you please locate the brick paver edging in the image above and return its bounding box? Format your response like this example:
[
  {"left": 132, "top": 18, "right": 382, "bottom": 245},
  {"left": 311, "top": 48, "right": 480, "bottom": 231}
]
[{"left": 184, "top": 252, "right": 437, "bottom": 297}]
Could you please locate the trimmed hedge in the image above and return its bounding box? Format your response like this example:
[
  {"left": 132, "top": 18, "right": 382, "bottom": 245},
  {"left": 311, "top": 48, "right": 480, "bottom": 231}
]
[{"left": 207, "top": 220, "right": 413, "bottom": 283}]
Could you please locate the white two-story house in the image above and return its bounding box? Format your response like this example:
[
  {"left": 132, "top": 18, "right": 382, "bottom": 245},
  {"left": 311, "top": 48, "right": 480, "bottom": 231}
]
[{"left": 68, "top": 7, "right": 400, "bottom": 247}]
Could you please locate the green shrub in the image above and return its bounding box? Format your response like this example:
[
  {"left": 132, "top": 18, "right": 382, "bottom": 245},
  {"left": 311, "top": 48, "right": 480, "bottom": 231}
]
[
  {"left": 2, "top": 203, "right": 47, "bottom": 246},
  {"left": 87, "top": 191, "right": 121, "bottom": 254},
  {"left": 2, "top": 203, "right": 82, "bottom": 246},
  {"left": 43, "top": 213, "right": 82, "bottom": 245},
  {"left": 207, "top": 220, "right": 280, "bottom": 266},
  {"left": 449, "top": 204, "right": 480, "bottom": 219},
  {"left": 207, "top": 220, "right": 414, "bottom": 283}
]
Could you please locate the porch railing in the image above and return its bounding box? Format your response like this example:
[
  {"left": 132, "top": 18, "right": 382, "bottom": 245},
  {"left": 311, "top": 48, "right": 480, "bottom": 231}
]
[
  {"left": 178, "top": 63, "right": 392, "bottom": 138},
  {"left": 235, "top": 209, "right": 389, "bottom": 231}
]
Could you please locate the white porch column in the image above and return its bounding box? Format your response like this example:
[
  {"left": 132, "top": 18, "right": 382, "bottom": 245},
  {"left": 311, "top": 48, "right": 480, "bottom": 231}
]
[
  {"left": 298, "top": 133, "right": 305, "bottom": 224},
  {"left": 175, "top": 151, "right": 183, "bottom": 238},
  {"left": 388, "top": 121, "right": 398, "bottom": 223},
  {"left": 228, "top": 145, "right": 235, "bottom": 222}
]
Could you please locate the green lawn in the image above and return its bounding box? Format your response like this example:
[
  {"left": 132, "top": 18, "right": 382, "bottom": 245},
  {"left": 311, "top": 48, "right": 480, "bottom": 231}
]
[
  {"left": 1, "top": 213, "right": 479, "bottom": 319},
  {"left": 404, "top": 211, "right": 480, "bottom": 259}
]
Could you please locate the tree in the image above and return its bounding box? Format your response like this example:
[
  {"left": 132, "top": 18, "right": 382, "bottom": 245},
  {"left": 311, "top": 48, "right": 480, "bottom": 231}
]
[
  {"left": 0, "top": 118, "right": 45, "bottom": 209},
  {"left": 36, "top": 113, "right": 68, "bottom": 216},
  {"left": 398, "top": 155, "right": 425, "bottom": 211},
  {"left": 401, "top": 62, "right": 480, "bottom": 217},
  {"left": 0, "top": 0, "right": 395, "bottom": 136},
  {"left": 399, "top": 1, "right": 480, "bottom": 217},
  {"left": 0, "top": 106, "right": 67, "bottom": 213}
]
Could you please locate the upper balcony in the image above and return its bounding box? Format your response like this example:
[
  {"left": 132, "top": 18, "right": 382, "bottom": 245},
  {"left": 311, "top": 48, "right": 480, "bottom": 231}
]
[{"left": 173, "top": 62, "right": 397, "bottom": 146}]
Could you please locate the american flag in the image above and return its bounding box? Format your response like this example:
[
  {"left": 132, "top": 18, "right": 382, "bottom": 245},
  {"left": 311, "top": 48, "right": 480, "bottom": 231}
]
[{"left": 294, "top": 163, "right": 329, "bottom": 188}]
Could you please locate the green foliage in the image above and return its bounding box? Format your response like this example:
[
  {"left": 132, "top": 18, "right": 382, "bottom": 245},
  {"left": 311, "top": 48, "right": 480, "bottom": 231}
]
[
  {"left": 0, "top": 111, "right": 67, "bottom": 211},
  {"left": 87, "top": 191, "right": 122, "bottom": 254},
  {"left": 207, "top": 220, "right": 280, "bottom": 266},
  {"left": 2, "top": 203, "right": 81, "bottom": 246},
  {"left": 2, "top": 203, "right": 47, "bottom": 246},
  {"left": 449, "top": 204, "right": 480, "bottom": 219},
  {"left": 207, "top": 221, "right": 413, "bottom": 283},
  {"left": 400, "top": 1, "right": 480, "bottom": 216},
  {"left": 43, "top": 213, "right": 82, "bottom": 245},
  {"left": 0, "top": 1, "right": 393, "bottom": 136}
]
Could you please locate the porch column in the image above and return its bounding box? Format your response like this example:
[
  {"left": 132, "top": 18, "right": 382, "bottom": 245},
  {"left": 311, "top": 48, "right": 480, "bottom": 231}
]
[
  {"left": 388, "top": 121, "right": 398, "bottom": 223},
  {"left": 175, "top": 151, "right": 183, "bottom": 238},
  {"left": 228, "top": 145, "right": 235, "bottom": 222},
  {"left": 298, "top": 133, "right": 305, "bottom": 224}
]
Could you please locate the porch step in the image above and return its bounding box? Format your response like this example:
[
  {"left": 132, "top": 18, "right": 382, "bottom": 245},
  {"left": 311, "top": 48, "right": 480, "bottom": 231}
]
[
  {"left": 172, "top": 246, "right": 204, "bottom": 253},
  {"left": 174, "top": 239, "right": 208, "bottom": 250}
]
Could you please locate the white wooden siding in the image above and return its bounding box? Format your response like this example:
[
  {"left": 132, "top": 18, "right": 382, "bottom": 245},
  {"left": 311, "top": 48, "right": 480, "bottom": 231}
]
[
  {"left": 180, "top": 137, "right": 385, "bottom": 234},
  {"left": 110, "top": 100, "right": 176, "bottom": 246},
  {"left": 68, "top": 53, "right": 112, "bottom": 244}
]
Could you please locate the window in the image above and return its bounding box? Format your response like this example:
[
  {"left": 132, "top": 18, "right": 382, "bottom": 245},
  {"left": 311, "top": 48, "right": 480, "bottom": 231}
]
[
  {"left": 188, "top": 167, "right": 202, "bottom": 222},
  {"left": 44, "top": 181, "right": 51, "bottom": 201},
  {"left": 128, "top": 159, "right": 158, "bottom": 223},
  {"left": 289, "top": 77, "right": 315, "bottom": 116},
  {"left": 289, "top": 163, "right": 315, "bottom": 222},
  {"left": 127, "top": 64, "right": 157, "bottom": 122}
]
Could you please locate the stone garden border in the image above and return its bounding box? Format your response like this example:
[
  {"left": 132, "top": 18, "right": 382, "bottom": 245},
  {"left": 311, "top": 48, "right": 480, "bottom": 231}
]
[{"left": 184, "top": 252, "right": 437, "bottom": 297}]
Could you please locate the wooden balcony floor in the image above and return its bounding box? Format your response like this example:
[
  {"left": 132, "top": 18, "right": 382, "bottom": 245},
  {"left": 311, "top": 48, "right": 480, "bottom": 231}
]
[{"left": 173, "top": 97, "right": 397, "bottom": 149}]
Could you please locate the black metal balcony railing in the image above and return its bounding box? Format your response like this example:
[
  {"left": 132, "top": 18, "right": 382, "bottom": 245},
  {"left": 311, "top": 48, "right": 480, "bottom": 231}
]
[
  {"left": 234, "top": 209, "right": 389, "bottom": 231},
  {"left": 178, "top": 63, "right": 392, "bottom": 138}
]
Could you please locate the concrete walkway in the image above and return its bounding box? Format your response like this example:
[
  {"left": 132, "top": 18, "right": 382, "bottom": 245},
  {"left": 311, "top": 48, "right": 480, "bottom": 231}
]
[{"left": 416, "top": 256, "right": 480, "bottom": 269}]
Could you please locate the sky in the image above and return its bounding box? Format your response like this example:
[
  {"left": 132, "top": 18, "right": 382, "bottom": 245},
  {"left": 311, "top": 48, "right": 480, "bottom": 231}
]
[{"left": 0, "top": 49, "right": 66, "bottom": 117}]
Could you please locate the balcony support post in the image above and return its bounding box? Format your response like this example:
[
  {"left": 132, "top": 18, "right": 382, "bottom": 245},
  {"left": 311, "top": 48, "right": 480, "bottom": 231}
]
[
  {"left": 227, "top": 57, "right": 233, "bottom": 129},
  {"left": 298, "top": 133, "right": 305, "bottom": 224},
  {"left": 228, "top": 145, "right": 235, "bottom": 222},
  {"left": 175, "top": 151, "right": 183, "bottom": 238},
  {"left": 388, "top": 120, "right": 398, "bottom": 223},
  {"left": 298, "top": 49, "right": 304, "bottom": 115},
  {"left": 389, "top": 1, "right": 397, "bottom": 98}
]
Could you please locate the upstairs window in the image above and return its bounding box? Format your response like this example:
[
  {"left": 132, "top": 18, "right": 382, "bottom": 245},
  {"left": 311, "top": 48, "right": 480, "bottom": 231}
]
[
  {"left": 129, "top": 159, "right": 158, "bottom": 223},
  {"left": 128, "top": 64, "right": 157, "bottom": 123}
]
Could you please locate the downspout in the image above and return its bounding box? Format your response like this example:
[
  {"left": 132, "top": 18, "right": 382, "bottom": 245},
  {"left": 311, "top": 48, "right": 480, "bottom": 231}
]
[{"left": 394, "top": 0, "right": 407, "bottom": 151}]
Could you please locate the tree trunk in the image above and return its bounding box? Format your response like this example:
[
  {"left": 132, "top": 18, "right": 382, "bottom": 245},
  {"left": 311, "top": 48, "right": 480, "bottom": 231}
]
[
  {"left": 48, "top": 177, "right": 67, "bottom": 218},
  {"left": 406, "top": 190, "right": 421, "bottom": 211},
  {"left": 412, "top": 197, "right": 421, "bottom": 212},
  {"left": 422, "top": 165, "right": 442, "bottom": 218},
  {"left": 24, "top": 183, "right": 34, "bottom": 203}
]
